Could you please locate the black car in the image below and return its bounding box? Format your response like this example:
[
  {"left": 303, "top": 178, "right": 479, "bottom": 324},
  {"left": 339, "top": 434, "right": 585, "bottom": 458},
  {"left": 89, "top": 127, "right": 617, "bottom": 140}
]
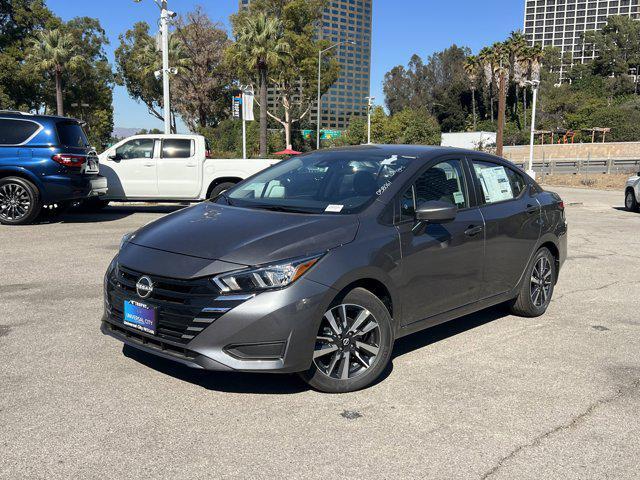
[{"left": 102, "top": 146, "right": 567, "bottom": 393}]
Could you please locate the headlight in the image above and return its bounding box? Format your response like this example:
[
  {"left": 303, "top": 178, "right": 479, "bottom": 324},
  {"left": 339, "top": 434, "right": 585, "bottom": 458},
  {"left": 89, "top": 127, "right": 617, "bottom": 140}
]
[
  {"left": 213, "top": 254, "right": 323, "bottom": 293},
  {"left": 120, "top": 232, "right": 135, "bottom": 250}
]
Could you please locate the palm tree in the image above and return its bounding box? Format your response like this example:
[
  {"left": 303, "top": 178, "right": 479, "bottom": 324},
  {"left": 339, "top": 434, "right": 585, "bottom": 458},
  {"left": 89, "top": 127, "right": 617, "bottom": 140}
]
[
  {"left": 28, "top": 29, "right": 84, "bottom": 116},
  {"left": 228, "top": 13, "right": 290, "bottom": 157},
  {"left": 506, "top": 31, "right": 528, "bottom": 121},
  {"left": 464, "top": 55, "right": 480, "bottom": 130},
  {"left": 478, "top": 46, "right": 496, "bottom": 121}
]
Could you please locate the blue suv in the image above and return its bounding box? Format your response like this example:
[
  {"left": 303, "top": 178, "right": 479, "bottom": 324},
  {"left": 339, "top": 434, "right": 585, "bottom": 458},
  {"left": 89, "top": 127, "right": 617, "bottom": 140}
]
[{"left": 0, "top": 112, "right": 107, "bottom": 225}]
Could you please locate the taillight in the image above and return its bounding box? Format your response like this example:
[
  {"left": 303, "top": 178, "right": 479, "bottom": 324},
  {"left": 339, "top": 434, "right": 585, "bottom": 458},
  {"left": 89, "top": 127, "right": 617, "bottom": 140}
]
[
  {"left": 558, "top": 200, "right": 565, "bottom": 210},
  {"left": 52, "top": 154, "right": 86, "bottom": 168}
]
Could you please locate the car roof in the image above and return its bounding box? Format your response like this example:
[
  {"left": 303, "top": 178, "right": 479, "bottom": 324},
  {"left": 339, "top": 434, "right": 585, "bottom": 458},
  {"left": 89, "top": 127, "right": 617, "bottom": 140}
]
[
  {"left": 318, "top": 144, "right": 499, "bottom": 160},
  {"left": 0, "top": 111, "right": 82, "bottom": 123}
]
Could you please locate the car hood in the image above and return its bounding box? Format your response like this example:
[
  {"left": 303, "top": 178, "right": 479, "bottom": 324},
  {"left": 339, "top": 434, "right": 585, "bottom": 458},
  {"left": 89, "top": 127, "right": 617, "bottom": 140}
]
[{"left": 130, "top": 202, "right": 359, "bottom": 266}]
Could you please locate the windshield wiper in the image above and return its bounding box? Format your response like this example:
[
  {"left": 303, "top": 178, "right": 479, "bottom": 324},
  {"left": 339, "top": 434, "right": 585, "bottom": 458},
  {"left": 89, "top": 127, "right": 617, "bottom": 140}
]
[{"left": 249, "top": 204, "right": 317, "bottom": 214}]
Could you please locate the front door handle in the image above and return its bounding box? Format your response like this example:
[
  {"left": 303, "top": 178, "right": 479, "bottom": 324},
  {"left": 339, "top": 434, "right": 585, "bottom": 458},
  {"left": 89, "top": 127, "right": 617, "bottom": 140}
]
[
  {"left": 465, "top": 225, "right": 484, "bottom": 237},
  {"left": 144, "top": 162, "right": 154, "bottom": 167}
]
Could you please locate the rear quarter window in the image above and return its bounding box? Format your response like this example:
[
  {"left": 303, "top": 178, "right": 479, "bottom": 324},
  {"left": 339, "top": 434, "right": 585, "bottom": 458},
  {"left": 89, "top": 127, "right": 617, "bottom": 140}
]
[
  {"left": 56, "top": 122, "right": 88, "bottom": 148},
  {"left": 0, "top": 119, "right": 40, "bottom": 145}
]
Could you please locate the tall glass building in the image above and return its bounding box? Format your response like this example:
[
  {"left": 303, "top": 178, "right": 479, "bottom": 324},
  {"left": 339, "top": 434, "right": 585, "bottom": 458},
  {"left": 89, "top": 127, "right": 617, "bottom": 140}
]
[
  {"left": 524, "top": 0, "right": 640, "bottom": 67},
  {"left": 239, "top": 0, "right": 373, "bottom": 130}
]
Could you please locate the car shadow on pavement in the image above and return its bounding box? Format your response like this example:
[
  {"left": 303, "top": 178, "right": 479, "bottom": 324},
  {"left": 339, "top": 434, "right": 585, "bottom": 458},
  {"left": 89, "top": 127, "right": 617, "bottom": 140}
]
[
  {"left": 122, "top": 345, "right": 308, "bottom": 394},
  {"left": 122, "top": 304, "right": 510, "bottom": 395},
  {"left": 36, "top": 204, "right": 187, "bottom": 224}
]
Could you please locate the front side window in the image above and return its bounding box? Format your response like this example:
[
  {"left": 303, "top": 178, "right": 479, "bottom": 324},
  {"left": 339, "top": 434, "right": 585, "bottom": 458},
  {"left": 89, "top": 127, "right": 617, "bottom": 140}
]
[
  {"left": 116, "top": 139, "right": 154, "bottom": 160},
  {"left": 56, "top": 122, "right": 88, "bottom": 148},
  {"left": 398, "top": 159, "right": 468, "bottom": 222},
  {"left": 0, "top": 119, "right": 40, "bottom": 145},
  {"left": 472, "top": 160, "right": 521, "bottom": 204},
  {"left": 162, "top": 139, "right": 193, "bottom": 159},
  {"left": 226, "top": 150, "right": 415, "bottom": 214}
]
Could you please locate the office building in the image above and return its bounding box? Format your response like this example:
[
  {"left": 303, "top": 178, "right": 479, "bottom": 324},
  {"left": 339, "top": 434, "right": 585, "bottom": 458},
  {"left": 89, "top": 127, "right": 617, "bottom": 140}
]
[
  {"left": 239, "top": 0, "right": 373, "bottom": 130},
  {"left": 524, "top": 0, "right": 640, "bottom": 67}
]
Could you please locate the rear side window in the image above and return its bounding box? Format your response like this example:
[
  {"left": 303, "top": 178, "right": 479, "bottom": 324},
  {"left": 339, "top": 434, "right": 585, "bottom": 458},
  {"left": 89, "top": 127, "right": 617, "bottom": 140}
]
[
  {"left": 0, "top": 119, "right": 40, "bottom": 145},
  {"left": 162, "top": 139, "right": 193, "bottom": 158},
  {"left": 472, "top": 160, "right": 520, "bottom": 204},
  {"left": 56, "top": 122, "right": 88, "bottom": 148}
]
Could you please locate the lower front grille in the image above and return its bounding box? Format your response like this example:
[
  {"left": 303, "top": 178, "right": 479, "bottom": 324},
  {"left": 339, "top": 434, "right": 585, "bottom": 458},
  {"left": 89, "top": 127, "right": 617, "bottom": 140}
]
[{"left": 104, "top": 321, "right": 198, "bottom": 359}]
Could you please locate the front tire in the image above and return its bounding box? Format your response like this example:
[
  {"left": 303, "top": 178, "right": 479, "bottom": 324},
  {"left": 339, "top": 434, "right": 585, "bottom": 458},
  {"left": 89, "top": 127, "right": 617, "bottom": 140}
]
[
  {"left": 209, "top": 182, "right": 236, "bottom": 200},
  {"left": 625, "top": 189, "right": 639, "bottom": 212},
  {"left": 509, "top": 247, "right": 556, "bottom": 318},
  {"left": 0, "top": 176, "right": 41, "bottom": 225},
  {"left": 300, "top": 287, "right": 394, "bottom": 393}
]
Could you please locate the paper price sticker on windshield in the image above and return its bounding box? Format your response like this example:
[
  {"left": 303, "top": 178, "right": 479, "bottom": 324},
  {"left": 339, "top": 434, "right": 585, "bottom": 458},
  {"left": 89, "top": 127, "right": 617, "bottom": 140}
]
[{"left": 325, "top": 204, "right": 344, "bottom": 213}]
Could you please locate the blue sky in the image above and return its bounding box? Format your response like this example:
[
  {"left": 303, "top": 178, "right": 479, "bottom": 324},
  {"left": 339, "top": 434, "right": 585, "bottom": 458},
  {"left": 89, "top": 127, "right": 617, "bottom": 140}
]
[{"left": 47, "top": 0, "right": 523, "bottom": 131}]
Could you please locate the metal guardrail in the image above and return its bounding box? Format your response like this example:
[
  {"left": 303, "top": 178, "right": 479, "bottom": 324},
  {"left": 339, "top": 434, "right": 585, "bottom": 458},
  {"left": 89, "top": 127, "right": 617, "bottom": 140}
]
[{"left": 508, "top": 157, "right": 640, "bottom": 175}]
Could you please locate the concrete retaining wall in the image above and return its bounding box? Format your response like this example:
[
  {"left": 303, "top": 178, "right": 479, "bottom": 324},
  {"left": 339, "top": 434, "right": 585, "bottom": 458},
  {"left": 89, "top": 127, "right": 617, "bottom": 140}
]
[{"left": 503, "top": 142, "right": 640, "bottom": 161}]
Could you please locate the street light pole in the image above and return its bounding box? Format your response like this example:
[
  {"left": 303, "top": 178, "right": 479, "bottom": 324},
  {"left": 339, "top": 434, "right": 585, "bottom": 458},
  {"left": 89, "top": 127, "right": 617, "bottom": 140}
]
[
  {"left": 135, "top": 0, "right": 175, "bottom": 134},
  {"left": 365, "top": 96, "right": 375, "bottom": 144},
  {"left": 526, "top": 79, "right": 540, "bottom": 179},
  {"left": 160, "top": 1, "right": 171, "bottom": 134},
  {"left": 317, "top": 40, "right": 356, "bottom": 150}
]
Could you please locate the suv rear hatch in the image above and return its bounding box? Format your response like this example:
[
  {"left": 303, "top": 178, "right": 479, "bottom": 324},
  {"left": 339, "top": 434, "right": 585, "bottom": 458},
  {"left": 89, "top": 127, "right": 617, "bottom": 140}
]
[{"left": 54, "top": 120, "right": 99, "bottom": 175}]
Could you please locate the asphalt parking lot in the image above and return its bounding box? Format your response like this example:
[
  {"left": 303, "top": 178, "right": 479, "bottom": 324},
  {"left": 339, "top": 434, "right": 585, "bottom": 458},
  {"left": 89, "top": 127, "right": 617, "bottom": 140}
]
[{"left": 1, "top": 186, "right": 639, "bottom": 480}]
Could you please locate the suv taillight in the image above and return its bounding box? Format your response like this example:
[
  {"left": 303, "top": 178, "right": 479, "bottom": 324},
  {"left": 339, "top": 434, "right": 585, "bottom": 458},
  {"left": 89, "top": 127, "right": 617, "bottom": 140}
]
[{"left": 52, "top": 154, "right": 86, "bottom": 168}]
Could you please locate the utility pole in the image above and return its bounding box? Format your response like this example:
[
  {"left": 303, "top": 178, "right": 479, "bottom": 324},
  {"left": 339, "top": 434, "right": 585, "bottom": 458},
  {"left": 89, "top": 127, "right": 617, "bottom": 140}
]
[
  {"left": 135, "top": 0, "right": 176, "bottom": 134},
  {"left": 496, "top": 68, "right": 507, "bottom": 158},
  {"left": 365, "top": 96, "right": 375, "bottom": 144}
]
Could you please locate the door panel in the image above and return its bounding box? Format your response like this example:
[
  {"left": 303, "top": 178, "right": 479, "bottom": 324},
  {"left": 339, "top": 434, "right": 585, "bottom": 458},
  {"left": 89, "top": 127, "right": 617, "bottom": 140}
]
[
  {"left": 471, "top": 160, "right": 541, "bottom": 297},
  {"left": 396, "top": 158, "right": 485, "bottom": 326},
  {"left": 102, "top": 138, "right": 157, "bottom": 198},
  {"left": 157, "top": 139, "right": 200, "bottom": 198}
]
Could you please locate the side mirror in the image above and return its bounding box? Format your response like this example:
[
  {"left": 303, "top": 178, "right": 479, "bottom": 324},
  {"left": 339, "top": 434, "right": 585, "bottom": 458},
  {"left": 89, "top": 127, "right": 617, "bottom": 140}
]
[
  {"left": 416, "top": 201, "right": 458, "bottom": 224},
  {"left": 108, "top": 153, "right": 122, "bottom": 162}
]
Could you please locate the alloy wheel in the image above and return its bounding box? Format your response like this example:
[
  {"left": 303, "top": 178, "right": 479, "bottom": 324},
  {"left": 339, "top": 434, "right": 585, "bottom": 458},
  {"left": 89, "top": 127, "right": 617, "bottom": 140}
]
[
  {"left": 530, "top": 256, "right": 552, "bottom": 308},
  {"left": 0, "top": 182, "right": 31, "bottom": 222},
  {"left": 313, "top": 304, "right": 380, "bottom": 380}
]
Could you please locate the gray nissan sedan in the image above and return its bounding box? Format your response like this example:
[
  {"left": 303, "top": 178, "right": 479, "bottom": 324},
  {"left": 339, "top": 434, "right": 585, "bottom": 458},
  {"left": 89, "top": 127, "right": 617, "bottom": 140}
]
[{"left": 102, "top": 145, "right": 567, "bottom": 393}]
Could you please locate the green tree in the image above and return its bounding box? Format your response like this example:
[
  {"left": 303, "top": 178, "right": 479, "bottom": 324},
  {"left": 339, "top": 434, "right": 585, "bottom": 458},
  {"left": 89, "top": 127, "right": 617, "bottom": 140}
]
[
  {"left": 27, "top": 29, "right": 84, "bottom": 115},
  {"left": 227, "top": 12, "right": 290, "bottom": 156},
  {"left": 584, "top": 15, "right": 640, "bottom": 77},
  {"left": 343, "top": 116, "right": 367, "bottom": 145},
  {"left": 171, "top": 7, "right": 232, "bottom": 131},
  {"left": 386, "top": 108, "right": 440, "bottom": 145},
  {"left": 463, "top": 55, "right": 480, "bottom": 130}
]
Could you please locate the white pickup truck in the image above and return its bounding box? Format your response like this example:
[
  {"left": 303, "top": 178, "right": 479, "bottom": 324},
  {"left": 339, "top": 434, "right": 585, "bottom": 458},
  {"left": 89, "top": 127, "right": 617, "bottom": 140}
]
[
  {"left": 625, "top": 171, "right": 640, "bottom": 212},
  {"left": 96, "top": 134, "right": 279, "bottom": 205}
]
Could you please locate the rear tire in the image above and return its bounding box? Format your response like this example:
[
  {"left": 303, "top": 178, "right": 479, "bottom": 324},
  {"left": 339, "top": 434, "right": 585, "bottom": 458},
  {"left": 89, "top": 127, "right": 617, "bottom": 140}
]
[
  {"left": 0, "top": 176, "right": 41, "bottom": 225},
  {"left": 299, "top": 287, "right": 394, "bottom": 393},
  {"left": 625, "top": 189, "right": 639, "bottom": 212},
  {"left": 509, "top": 247, "right": 556, "bottom": 318},
  {"left": 209, "top": 182, "right": 236, "bottom": 200}
]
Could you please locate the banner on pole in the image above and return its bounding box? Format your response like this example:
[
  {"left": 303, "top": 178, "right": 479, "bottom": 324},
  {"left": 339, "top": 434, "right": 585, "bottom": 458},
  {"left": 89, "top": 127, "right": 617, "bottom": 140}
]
[
  {"left": 232, "top": 95, "right": 242, "bottom": 119},
  {"left": 242, "top": 92, "right": 255, "bottom": 122}
]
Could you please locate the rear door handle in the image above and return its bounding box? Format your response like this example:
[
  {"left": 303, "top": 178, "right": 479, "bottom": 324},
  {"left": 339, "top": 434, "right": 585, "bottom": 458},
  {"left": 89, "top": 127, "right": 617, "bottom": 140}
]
[
  {"left": 465, "top": 225, "right": 484, "bottom": 237},
  {"left": 144, "top": 162, "right": 154, "bottom": 167},
  {"left": 186, "top": 163, "right": 196, "bottom": 168},
  {"left": 526, "top": 204, "right": 538, "bottom": 214}
]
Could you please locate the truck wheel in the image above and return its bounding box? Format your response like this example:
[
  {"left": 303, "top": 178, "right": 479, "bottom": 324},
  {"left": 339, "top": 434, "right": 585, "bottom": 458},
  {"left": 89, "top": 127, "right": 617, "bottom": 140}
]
[
  {"left": 625, "top": 189, "right": 639, "bottom": 212},
  {"left": 209, "top": 182, "right": 236, "bottom": 200},
  {"left": 0, "top": 176, "right": 42, "bottom": 225}
]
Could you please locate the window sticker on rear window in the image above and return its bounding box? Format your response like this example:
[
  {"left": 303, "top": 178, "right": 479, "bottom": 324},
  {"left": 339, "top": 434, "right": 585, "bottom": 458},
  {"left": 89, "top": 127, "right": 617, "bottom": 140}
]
[{"left": 475, "top": 165, "right": 514, "bottom": 203}]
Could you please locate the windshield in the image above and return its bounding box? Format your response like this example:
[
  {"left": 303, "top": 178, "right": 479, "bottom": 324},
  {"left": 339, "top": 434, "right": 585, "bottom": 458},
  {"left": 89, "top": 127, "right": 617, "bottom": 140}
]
[
  {"left": 56, "top": 121, "right": 89, "bottom": 148},
  {"left": 224, "top": 150, "right": 415, "bottom": 214}
]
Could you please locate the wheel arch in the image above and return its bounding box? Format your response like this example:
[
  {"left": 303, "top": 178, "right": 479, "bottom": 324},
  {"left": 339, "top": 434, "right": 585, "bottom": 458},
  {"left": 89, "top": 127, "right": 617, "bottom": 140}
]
[
  {"left": 0, "top": 167, "right": 43, "bottom": 196},
  {"left": 329, "top": 276, "right": 396, "bottom": 322},
  {"left": 205, "top": 177, "right": 243, "bottom": 198},
  {"left": 539, "top": 240, "right": 560, "bottom": 281}
]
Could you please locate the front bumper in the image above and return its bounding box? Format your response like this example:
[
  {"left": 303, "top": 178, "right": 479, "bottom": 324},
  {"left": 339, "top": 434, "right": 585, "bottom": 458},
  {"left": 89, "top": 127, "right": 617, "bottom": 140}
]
[{"left": 102, "top": 270, "right": 335, "bottom": 373}]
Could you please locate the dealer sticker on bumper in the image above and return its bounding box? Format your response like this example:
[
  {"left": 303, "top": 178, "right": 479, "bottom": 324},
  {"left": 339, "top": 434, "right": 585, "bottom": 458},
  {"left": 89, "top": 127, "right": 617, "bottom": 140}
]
[{"left": 123, "top": 300, "right": 157, "bottom": 335}]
